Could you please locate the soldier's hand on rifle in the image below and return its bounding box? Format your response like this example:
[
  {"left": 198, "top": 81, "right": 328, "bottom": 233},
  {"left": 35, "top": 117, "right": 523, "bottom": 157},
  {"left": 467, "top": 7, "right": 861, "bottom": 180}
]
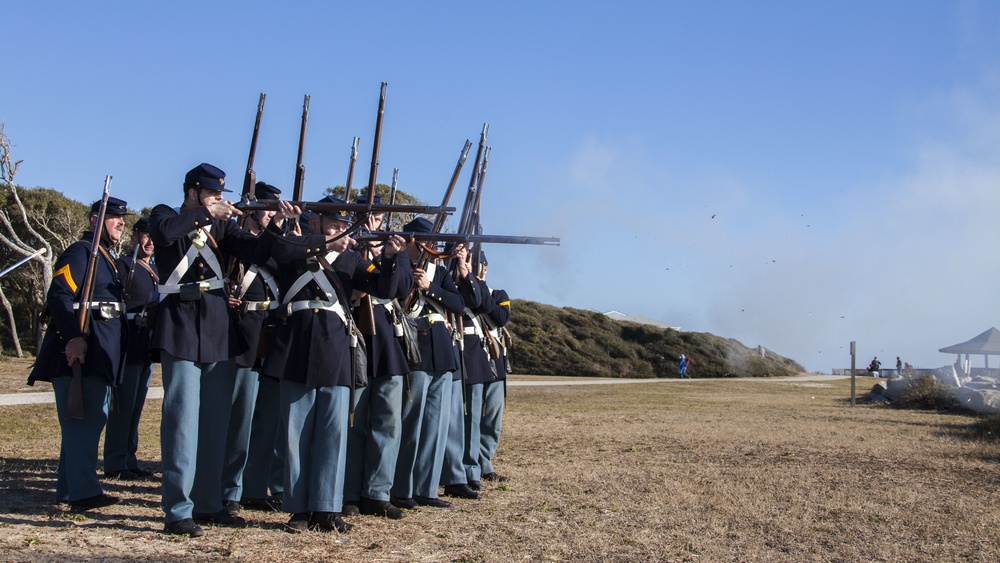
[
  {"left": 228, "top": 295, "right": 242, "bottom": 309},
  {"left": 365, "top": 213, "right": 384, "bottom": 232},
  {"left": 413, "top": 268, "right": 431, "bottom": 290},
  {"left": 272, "top": 200, "right": 301, "bottom": 229},
  {"left": 451, "top": 244, "right": 471, "bottom": 278},
  {"left": 382, "top": 234, "right": 406, "bottom": 258},
  {"left": 207, "top": 199, "right": 242, "bottom": 221},
  {"left": 64, "top": 336, "right": 87, "bottom": 366},
  {"left": 326, "top": 232, "right": 353, "bottom": 253}
]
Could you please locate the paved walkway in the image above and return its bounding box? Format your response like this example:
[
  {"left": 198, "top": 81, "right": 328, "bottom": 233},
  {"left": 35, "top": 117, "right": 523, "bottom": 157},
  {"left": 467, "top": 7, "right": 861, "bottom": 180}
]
[{"left": 0, "top": 374, "right": 849, "bottom": 407}]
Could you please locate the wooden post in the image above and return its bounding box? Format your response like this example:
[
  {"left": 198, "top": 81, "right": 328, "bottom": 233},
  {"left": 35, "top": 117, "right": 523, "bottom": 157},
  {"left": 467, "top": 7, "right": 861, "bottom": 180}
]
[{"left": 850, "top": 340, "right": 856, "bottom": 407}]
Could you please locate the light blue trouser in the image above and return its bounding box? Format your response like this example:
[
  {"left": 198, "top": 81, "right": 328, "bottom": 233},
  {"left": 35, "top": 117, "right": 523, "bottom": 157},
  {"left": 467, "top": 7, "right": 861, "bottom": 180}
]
[
  {"left": 160, "top": 353, "right": 237, "bottom": 522},
  {"left": 53, "top": 375, "right": 110, "bottom": 502},
  {"left": 440, "top": 378, "right": 467, "bottom": 486},
  {"left": 104, "top": 361, "right": 152, "bottom": 473},
  {"left": 479, "top": 379, "right": 505, "bottom": 476},
  {"left": 462, "top": 382, "right": 485, "bottom": 483},
  {"left": 393, "top": 370, "right": 453, "bottom": 499},
  {"left": 222, "top": 366, "right": 261, "bottom": 502},
  {"left": 414, "top": 372, "right": 451, "bottom": 498},
  {"left": 242, "top": 375, "right": 285, "bottom": 499},
  {"left": 281, "top": 381, "right": 348, "bottom": 514},
  {"left": 345, "top": 375, "right": 404, "bottom": 502}
]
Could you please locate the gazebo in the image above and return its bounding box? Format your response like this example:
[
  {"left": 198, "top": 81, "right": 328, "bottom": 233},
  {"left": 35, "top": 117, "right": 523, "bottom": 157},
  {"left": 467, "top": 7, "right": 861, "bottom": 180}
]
[{"left": 939, "top": 327, "right": 1000, "bottom": 376}]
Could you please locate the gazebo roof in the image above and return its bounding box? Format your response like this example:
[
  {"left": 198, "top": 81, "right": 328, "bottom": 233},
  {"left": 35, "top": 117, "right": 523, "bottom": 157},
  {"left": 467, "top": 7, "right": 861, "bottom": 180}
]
[{"left": 939, "top": 327, "right": 1000, "bottom": 355}]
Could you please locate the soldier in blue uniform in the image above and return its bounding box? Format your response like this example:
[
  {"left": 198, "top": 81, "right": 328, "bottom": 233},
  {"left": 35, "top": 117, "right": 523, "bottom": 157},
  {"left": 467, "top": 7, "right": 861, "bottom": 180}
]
[
  {"left": 261, "top": 196, "right": 407, "bottom": 534},
  {"left": 391, "top": 219, "right": 478, "bottom": 508},
  {"left": 150, "top": 163, "right": 296, "bottom": 537},
  {"left": 343, "top": 196, "right": 415, "bottom": 520},
  {"left": 475, "top": 254, "right": 512, "bottom": 484},
  {"left": 28, "top": 196, "right": 130, "bottom": 512},
  {"left": 104, "top": 216, "right": 159, "bottom": 480},
  {"left": 222, "top": 181, "right": 284, "bottom": 515},
  {"left": 441, "top": 248, "right": 496, "bottom": 499}
]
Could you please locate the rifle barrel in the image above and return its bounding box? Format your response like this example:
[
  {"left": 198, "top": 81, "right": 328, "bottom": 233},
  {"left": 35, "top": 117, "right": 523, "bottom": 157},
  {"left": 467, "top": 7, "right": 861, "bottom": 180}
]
[
  {"left": 236, "top": 200, "right": 455, "bottom": 216},
  {"left": 356, "top": 231, "right": 560, "bottom": 246},
  {"left": 293, "top": 94, "right": 310, "bottom": 202},
  {"left": 242, "top": 93, "right": 266, "bottom": 200},
  {"left": 365, "top": 83, "right": 387, "bottom": 204}
]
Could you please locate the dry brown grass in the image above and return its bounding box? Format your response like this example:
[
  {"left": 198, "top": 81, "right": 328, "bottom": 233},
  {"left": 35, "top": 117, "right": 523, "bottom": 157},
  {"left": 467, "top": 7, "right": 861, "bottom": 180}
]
[{"left": 1, "top": 372, "right": 999, "bottom": 562}]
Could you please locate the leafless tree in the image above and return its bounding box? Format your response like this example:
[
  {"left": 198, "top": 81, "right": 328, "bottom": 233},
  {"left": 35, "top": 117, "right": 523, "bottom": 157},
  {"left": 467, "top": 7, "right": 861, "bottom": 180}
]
[{"left": 0, "top": 124, "right": 60, "bottom": 356}]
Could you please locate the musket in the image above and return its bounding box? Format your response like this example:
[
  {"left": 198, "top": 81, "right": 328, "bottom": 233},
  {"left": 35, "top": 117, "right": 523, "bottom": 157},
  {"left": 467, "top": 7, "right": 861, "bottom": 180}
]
[
  {"left": 356, "top": 231, "right": 560, "bottom": 246},
  {"left": 354, "top": 83, "right": 387, "bottom": 339},
  {"left": 292, "top": 94, "right": 310, "bottom": 202},
  {"left": 385, "top": 168, "right": 399, "bottom": 231},
  {"left": 344, "top": 137, "right": 359, "bottom": 202},
  {"left": 364, "top": 83, "right": 387, "bottom": 209},
  {"left": 243, "top": 93, "right": 266, "bottom": 202},
  {"left": 456, "top": 124, "right": 489, "bottom": 239},
  {"left": 67, "top": 176, "right": 112, "bottom": 420},
  {"left": 469, "top": 146, "right": 491, "bottom": 277},
  {"left": 412, "top": 139, "right": 473, "bottom": 271},
  {"left": 449, "top": 124, "right": 488, "bottom": 416},
  {"left": 230, "top": 94, "right": 266, "bottom": 297},
  {"left": 403, "top": 139, "right": 473, "bottom": 316},
  {"left": 236, "top": 200, "right": 453, "bottom": 216},
  {"left": 0, "top": 248, "right": 46, "bottom": 278}
]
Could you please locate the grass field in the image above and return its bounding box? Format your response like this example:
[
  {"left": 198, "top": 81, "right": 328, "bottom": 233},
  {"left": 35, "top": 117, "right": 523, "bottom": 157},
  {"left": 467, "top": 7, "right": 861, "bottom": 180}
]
[{"left": 1, "top": 370, "right": 998, "bottom": 562}]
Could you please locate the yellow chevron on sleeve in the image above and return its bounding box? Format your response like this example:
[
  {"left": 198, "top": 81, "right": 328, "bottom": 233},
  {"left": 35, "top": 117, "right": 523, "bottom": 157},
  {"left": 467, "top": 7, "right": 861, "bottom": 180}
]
[
  {"left": 366, "top": 263, "right": 376, "bottom": 273},
  {"left": 499, "top": 300, "right": 511, "bottom": 308},
  {"left": 54, "top": 264, "right": 77, "bottom": 293}
]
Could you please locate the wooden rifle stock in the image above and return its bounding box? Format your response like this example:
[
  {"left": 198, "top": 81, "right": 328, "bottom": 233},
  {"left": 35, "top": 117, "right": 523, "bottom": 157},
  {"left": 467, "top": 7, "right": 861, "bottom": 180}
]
[
  {"left": 292, "top": 94, "right": 310, "bottom": 202},
  {"left": 67, "top": 176, "right": 113, "bottom": 420}
]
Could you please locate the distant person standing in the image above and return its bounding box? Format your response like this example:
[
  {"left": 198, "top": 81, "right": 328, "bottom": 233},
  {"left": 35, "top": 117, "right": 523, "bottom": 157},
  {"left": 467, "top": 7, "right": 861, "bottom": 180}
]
[
  {"left": 869, "top": 357, "right": 881, "bottom": 378},
  {"left": 895, "top": 356, "right": 903, "bottom": 376},
  {"left": 678, "top": 355, "right": 690, "bottom": 379}
]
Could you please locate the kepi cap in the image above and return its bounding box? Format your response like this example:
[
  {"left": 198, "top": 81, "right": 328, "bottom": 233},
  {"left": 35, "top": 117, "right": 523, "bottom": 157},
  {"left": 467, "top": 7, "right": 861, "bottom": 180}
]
[
  {"left": 91, "top": 196, "right": 130, "bottom": 217},
  {"left": 402, "top": 217, "right": 433, "bottom": 233},
  {"left": 255, "top": 181, "right": 281, "bottom": 201},
  {"left": 184, "top": 162, "right": 230, "bottom": 193},
  {"left": 315, "top": 196, "right": 350, "bottom": 221}
]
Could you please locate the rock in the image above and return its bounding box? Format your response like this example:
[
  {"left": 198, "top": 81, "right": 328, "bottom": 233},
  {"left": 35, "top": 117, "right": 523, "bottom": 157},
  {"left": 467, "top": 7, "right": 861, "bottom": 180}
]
[
  {"left": 884, "top": 378, "right": 909, "bottom": 402},
  {"left": 956, "top": 388, "right": 1000, "bottom": 414},
  {"left": 871, "top": 381, "right": 888, "bottom": 397},
  {"left": 933, "top": 366, "right": 961, "bottom": 388},
  {"left": 869, "top": 393, "right": 890, "bottom": 404}
]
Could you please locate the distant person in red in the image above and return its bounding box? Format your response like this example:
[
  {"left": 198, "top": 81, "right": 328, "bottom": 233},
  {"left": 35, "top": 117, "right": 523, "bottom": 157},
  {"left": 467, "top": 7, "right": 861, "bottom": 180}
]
[{"left": 678, "top": 355, "right": 690, "bottom": 379}]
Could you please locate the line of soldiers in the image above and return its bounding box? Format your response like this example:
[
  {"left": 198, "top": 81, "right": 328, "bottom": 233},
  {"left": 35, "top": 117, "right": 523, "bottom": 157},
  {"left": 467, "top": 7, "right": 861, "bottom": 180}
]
[{"left": 28, "top": 162, "right": 513, "bottom": 538}]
